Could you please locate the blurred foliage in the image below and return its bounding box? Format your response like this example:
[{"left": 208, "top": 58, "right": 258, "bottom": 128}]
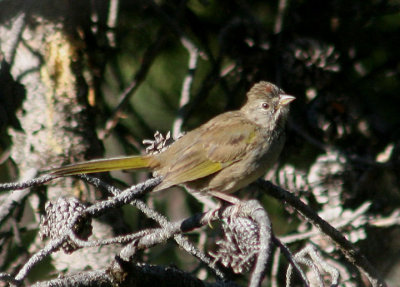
[{"left": 1, "top": 0, "right": 400, "bottom": 285}]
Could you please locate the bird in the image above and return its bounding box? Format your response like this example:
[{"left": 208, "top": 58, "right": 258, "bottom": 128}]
[{"left": 51, "top": 81, "right": 295, "bottom": 203}]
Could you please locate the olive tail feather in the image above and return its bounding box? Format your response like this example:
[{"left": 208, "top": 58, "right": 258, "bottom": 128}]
[{"left": 51, "top": 155, "right": 151, "bottom": 176}]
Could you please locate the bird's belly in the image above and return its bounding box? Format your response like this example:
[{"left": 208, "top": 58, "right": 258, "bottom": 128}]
[{"left": 186, "top": 136, "right": 284, "bottom": 195}]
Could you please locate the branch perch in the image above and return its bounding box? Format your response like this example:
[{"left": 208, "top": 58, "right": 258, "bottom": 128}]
[{"left": 256, "top": 180, "right": 387, "bottom": 287}]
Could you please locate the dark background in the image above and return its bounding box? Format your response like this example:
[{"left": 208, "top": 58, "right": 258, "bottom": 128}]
[{"left": 0, "top": 0, "right": 399, "bottom": 286}]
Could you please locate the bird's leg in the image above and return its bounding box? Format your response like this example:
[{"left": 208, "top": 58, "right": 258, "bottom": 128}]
[
  {"left": 187, "top": 191, "right": 219, "bottom": 210},
  {"left": 208, "top": 191, "right": 241, "bottom": 205}
]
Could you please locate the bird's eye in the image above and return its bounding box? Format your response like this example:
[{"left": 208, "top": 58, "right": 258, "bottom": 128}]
[{"left": 262, "top": 103, "right": 270, "bottom": 109}]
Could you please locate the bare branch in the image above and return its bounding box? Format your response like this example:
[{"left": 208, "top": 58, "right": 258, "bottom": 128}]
[
  {"left": 272, "top": 236, "right": 310, "bottom": 287},
  {"left": 280, "top": 201, "right": 372, "bottom": 244},
  {"left": 172, "top": 37, "right": 199, "bottom": 138},
  {"left": 257, "top": 180, "right": 387, "bottom": 287},
  {"left": 0, "top": 273, "right": 19, "bottom": 285},
  {"left": 0, "top": 172, "right": 55, "bottom": 226},
  {"left": 106, "top": 0, "right": 119, "bottom": 47},
  {"left": 98, "top": 30, "right": 167, "bottom": 140},
  {"left": 287, "top": 244, "right": 339, "bottom": 287},
  {"left": 274, "top": 0, "right": 288, "bottom": 34},
  {"left": 78, "top": 174, "right": 226, "bottom": 279},
  {"left": 15, "top": 237, "right": 65, "bottom": 282}
]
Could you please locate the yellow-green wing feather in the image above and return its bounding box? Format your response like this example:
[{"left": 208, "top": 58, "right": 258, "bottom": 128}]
[
  {"left": 204, "top": 117, "right": 259, "bottom": 163},
  {"left": 154, "top": 111, "right": 259, "bottom": 190},
  {"left": 154, "top": 159, "right": 223, "bottom": 191}
]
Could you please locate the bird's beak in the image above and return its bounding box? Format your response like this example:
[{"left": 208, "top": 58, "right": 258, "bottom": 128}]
[{"left": 279, "top": 94, "right": 296, "bottom": 106}]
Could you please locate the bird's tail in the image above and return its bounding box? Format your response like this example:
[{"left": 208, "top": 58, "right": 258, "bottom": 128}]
[{"left": 50, "top": 155, "right": 152, "bottom": 176}]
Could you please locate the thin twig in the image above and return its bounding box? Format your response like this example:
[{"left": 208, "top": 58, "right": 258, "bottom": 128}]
[
  {"left": 78, "top": 174, "right": 226, "bottom": 279},
  {"left": 245, "top": 200, "right": 273, "bottom": 287},
  {"left": 13, "top": 177, "right": 161, "bottom": 283},
  {"left": 272, "top": 236, "right": 310, "bottom": 287},
  {"left": 172, "top": 37, "right": 199, "bottom": 138},
  {"left": 271, "top": 248, "right": 281, "bottom": 287},
  {"left": 274, "top": 0, "right": 288, "bottom": 34},
  {"left": 370, "top": 209, "right": 400, "bottom": 227},
  {"left": 14, "top": 237, "right": 65, "bottom": 282},
  {"left": 0, "top": 273, "right": 19, "bottom": 285},
  {"left": 257, "top": 180, "right": 387, "bottom": 287},
  {"left": 98, "top": 30, "right": 167, "bottom": 140},
  {"left": 0, "top": 172, "right": 55, "bottom": 226},
  {"left": 280, "top": 201, "right": 372, "bottom": 244},
  {"left": 29, "top": 263, "right": 236, "bottom": 287},
  {"left": 0, "top": 173, "right": 55, "bottom": 192},
  {"left": 289, "top": 120, "right": 395, "bottom": 168},
  {"left": 67, "top": 227, "right": 152, "bottom": 248},
  {"left": 106, "top": 0, "right": 119, "bottom": 47}
]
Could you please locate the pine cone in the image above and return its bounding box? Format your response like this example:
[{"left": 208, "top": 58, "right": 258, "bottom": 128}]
[
  {"left": 39, "top": 197, "right": 92, "bottom": 253},
  {"left": 210, "top": 216, "right": 260, "bottom": 273}
]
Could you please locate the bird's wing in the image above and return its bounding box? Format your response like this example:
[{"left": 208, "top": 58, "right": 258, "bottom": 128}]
[{"left": 154, "top": 112, "right": 259, "bottom": 190}]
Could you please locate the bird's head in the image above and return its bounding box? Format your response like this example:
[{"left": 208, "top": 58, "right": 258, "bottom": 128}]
[{"left": 241, "top": 81, "right": 295, "bottom": 130}]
